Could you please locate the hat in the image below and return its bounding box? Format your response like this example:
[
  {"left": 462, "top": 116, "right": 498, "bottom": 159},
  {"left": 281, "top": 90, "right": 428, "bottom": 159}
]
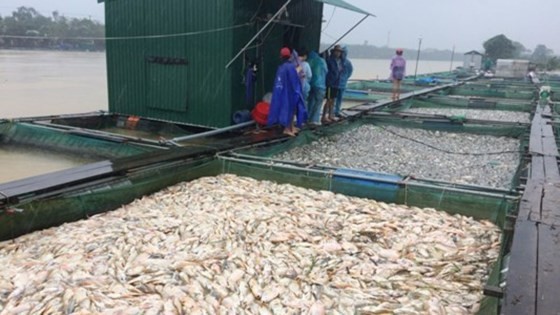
[
  {"left": 332, "top": 45, "right": 343, "bottom": 52},
  {"left": 396, "top": 48, "right": 403, "bottom": 53},
  {"left": 280, "top": 47, "right": 291, "bottom": 58}
]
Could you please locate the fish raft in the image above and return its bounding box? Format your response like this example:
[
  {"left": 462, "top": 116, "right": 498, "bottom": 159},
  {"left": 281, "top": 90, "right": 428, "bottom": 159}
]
[
  {"left": 274, "top": 124, "right": 521, "bottom": 189},
  {"left": 0, "top": 175, "right": 500, "bottom": 314}
]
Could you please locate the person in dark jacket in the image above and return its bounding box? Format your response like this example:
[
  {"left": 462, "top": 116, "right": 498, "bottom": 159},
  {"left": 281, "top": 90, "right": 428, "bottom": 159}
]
[
  {"left": 322, "top": 45, "right": 343, "bottom": 123},
  {"left": 334, "top": 46, "right": 353, "bottom": 118}
]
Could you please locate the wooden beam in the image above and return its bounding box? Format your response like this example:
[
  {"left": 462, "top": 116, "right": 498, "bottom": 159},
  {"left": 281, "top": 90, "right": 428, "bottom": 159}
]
[{"left": 503, "top": 220, "right": 539, "bottom": 315}]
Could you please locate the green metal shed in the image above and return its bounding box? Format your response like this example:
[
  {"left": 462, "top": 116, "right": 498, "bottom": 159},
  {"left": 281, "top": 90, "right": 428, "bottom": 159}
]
[{"left": 98, "top": 0, "right": 372, "bottom": 127}]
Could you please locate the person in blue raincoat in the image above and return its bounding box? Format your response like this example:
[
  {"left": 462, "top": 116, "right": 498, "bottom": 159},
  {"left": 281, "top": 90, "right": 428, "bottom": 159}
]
[
  {"left": 306, "top": 51, "right": 327, "bottom": 125},
  {"left": 334, "top": 46, "right": 353, "bottom": 118},
  {"left": 267, "top": 47, "right": 307, "bottom": 136}
]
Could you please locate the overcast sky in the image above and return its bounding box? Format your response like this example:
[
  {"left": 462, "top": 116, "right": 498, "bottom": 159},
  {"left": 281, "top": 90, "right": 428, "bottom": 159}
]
[{"left": 1, "top": 0, "right": 559, "bottom": 53}]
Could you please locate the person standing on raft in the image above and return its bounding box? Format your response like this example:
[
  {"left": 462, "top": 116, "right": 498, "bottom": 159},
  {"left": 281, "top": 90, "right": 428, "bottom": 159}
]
[
  {"left": 267, "top": 47, "right": 307, "bottom": 136},
  {"left": 390, "top": 48, "right": 406, "bottom": 101}
]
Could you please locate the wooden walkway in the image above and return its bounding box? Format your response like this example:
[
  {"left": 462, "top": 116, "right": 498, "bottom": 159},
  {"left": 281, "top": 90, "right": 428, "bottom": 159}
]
[
  {"left": 342, "top": 80, "right": 470, "bottom": 117},
  {"left": 503, "top": 104, "right": 560, "bottom": 315}
]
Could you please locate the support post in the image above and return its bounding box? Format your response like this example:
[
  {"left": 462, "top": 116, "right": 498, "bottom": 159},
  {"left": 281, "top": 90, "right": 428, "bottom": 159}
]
[
  {"left": 414, "top": 37, "right": 422, "bottom": 81},
  {"left": 449, "top": 45, "right": 455, "bottom": 72}
]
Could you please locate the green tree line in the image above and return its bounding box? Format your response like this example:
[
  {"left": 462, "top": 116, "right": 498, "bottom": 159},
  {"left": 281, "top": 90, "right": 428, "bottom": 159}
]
[
  {"left": 0, "top": 6, "right": 105, "bottom": 51},
  {"left": 483, "top": 34, "right": 559, "bottom": 70}
]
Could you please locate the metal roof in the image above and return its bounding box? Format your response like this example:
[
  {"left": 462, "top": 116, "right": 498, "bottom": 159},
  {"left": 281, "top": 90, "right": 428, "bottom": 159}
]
[
  {"left": 98, "top": 0, "right": 375, "bottom": 16},
  {"left": 464, "top": 50, "right": 484, "bottom": 56},
  {"left": 315, "top": 0, "right": 374, "bottom": 16}
]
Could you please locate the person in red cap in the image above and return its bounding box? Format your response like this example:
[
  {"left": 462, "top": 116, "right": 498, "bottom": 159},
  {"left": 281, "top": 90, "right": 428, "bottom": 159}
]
[
  {"left": 280, "top": 47, "right": 291, "bottom": 59},
  {"left": 267, "top": 47, "right": 307, "bottom": 136},
  {"left": 390, "top": 48, "right": 406, "bottom": 101}
]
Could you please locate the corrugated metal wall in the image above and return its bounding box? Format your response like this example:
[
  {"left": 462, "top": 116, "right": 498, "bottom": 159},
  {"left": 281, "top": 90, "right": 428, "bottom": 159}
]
[{"left": 105, "top": 0, "right": 322, "bottom": 128}]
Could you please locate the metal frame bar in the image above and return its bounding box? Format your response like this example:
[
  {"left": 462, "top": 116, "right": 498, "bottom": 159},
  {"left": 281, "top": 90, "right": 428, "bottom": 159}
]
[
  {"left": 219, "top": 153, "right": 520, "bottom": 198},
  {"left": 323, "top": 15, "right": 368, "bottom": 53},
  {"left": 169, "top": 120, "right": 255, "bottom": 144},
  {"left": 27, "top": 122, "right": 168, "bottom": 149},
  {"left": 225, "top": 0, "right": 292, "bottom": 69}
]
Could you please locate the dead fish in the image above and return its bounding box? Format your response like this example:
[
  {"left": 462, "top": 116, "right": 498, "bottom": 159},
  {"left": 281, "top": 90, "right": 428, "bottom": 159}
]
[{"left": 0, "top": 174, "right": 501, "bottom": 314}]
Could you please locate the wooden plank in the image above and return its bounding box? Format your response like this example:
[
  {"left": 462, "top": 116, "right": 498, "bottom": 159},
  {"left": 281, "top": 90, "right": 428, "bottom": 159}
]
[
  {"left": 503, "top": 220, "right": 539, "bottom": 315},
  {"left": 347, "top": 105, "right": 376, "bottom": 112},
  {"left": 531, "top": 156, "right": 546, "bottom": 180},
  {"left": 522, "top": 180, "right": 543, "bottom": 222},
  {"left": 343, "top": 82, "right": 460, "bottom": 114},
  {"left": 540, "top": 184, "right": 560, "bottom": 226},
  {"left": 343, "top": 110, "right": 364, "bottom": 117},
  {"left": 544, "top": 157, "right": 560, "bottom": 181},
  {"left": 529, "top": 124, "right": 544, "bottom": 156},
  {"left": 537, "top": 223, "right": 560, "bottom": 314},
  {"left": 542, "top": 136, "right": 560, "bottom": 157},
  {"left": 0, "top": 161, "right": 115, "bottom": 202},
  {"left": 542, "top": 122, "right": 555, "bottom": 137}
]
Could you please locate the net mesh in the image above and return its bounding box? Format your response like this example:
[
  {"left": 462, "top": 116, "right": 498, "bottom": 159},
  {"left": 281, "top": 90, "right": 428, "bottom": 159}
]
[
  {"left": 0, "top": 122, "right": 156, "bottom": 159},
  {"left": 1, "top": 116, "right": 526, "bottom": 314}
]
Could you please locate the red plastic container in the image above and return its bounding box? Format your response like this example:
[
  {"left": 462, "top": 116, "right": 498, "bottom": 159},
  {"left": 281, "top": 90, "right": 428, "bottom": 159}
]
[{"left": 251, "top": 102, "right": 270, "bottom": 125}]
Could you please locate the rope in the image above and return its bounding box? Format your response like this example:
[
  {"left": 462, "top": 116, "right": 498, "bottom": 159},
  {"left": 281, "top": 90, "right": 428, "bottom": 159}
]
[
  {"left": 321, "top": 31, "right": 338, "bottom": 41},
  {"left": 322, "top": 7, "right": 337, "bottom": 32},
  {"left": 374, "top": 124, "right": 524, "bottom": 156},
  {"left": 0, "top": 190, "right": 9, "bottom": 200},
  {"left": 0, "top": 23, "right": 251, "bottom": 41}
]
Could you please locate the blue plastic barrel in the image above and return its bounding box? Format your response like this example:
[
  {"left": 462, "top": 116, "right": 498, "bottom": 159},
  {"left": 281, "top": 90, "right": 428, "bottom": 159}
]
[
  {"left": 233, "top": 110, "right": 251, "bottom": 124},
  {"left": 332, "top": 168, "right": 402, "bottom": 202}
]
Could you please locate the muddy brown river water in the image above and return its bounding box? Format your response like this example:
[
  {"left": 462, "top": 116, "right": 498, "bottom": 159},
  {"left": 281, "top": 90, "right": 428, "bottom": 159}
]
[{"left": 0, "top": 50, "right": 108, "bottom": 118}]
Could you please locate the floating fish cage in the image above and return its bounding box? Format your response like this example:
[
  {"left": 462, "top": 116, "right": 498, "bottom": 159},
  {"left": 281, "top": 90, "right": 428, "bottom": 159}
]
[
  {"left": 221, "top": 140, "right": 521, "bottom": 314},
  {"left": 379, "top": 94, "right": 533, "bottom": 126},
  {"left": 0, "top": 112, "right": 266, "bottom": 239},
  {"left": 343, "top": 71, "right": 464, "bottom": 103},
  {"left": 444, "top": 82, "right": 537, "bottom": 100},
  {"left": 0, "top": 117, "right": 160, "bottom": 158},
  {"left": 347, "top": 80, "right": 424, "bottom": 94},
  {"left": 0, "top": 79, "right": 552, "bottom": 314},
  {"left": 217, "top": 106, "right": 532, "bottom": 313},
  {"left": 0, "top": 119, "right": 161, "bottom": 182},
  {"left": 0, "top": 170, "right": 506, "bottom": 314},
  {"left": 25, "top": 112, "right": 217, "bottom": 142},
  {"left": 403, "top": 94, "right": 534, "bottom": 113},
  {"left": 344, "top": 80, "right": 432, "bottom": 103},
  {"left": 0, "top": 151, "right": 519, "bottom": 314}
]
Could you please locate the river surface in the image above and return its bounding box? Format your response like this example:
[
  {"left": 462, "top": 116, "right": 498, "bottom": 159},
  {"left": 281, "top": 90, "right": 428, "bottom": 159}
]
[
  {"left": 0, "top": 50, "right": 108, "bottom": 118},
  {"left": 0, "top": 50, "right": 461, "bottom": 182},
  {"left": 0, "top": 145, "right": 94, "bottom": 183},
  {"left": 1, "top": 50, "right": 463, "bottom": 117}
]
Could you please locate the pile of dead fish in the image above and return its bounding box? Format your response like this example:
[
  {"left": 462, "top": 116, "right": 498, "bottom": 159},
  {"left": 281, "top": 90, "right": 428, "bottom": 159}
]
[
  {"left": 403, "top": 108, "right": 531, "bottom": 123},
  {"left": 0, "top": 175, "right": 501, "bottom": 314},
  {"left": 277, "top": 125, "right": 521, "bottom": 188}
]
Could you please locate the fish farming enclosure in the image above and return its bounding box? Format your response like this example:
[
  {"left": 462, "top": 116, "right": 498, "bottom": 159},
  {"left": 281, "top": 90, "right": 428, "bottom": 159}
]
[{"left": 1, "top": 76, "right": 559, "bottom": 314}]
